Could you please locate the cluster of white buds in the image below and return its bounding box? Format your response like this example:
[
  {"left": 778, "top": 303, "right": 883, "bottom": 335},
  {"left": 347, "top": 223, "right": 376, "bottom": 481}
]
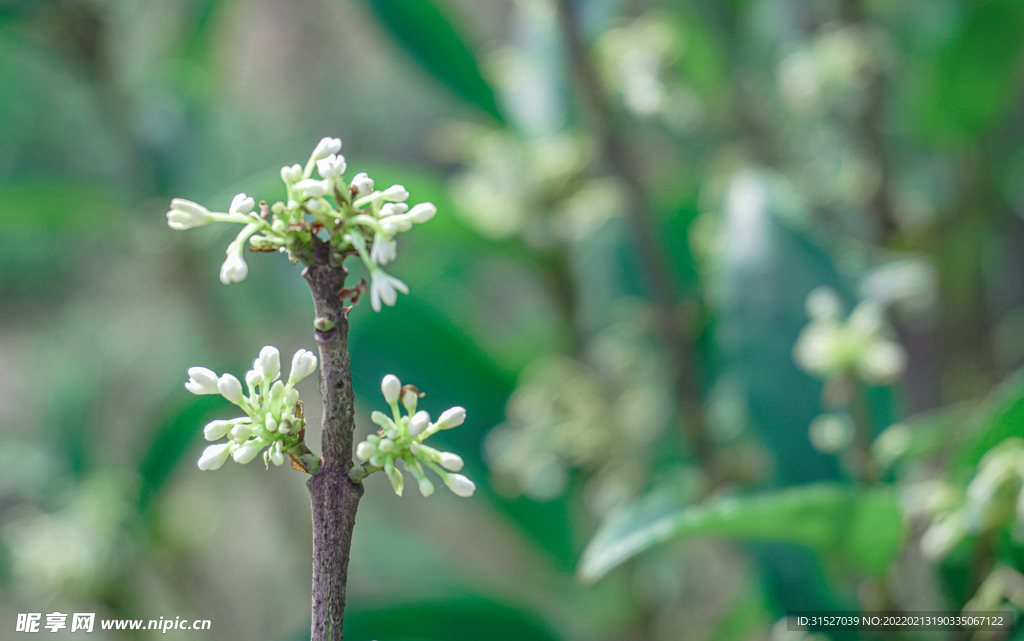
[
  {"left": 186, "top": 345, "right": 321, "bottom": 473},
  {"left": 165, "top": 136, "right": 437, "bottom": 311},
  {"left": 793, "top": 287, "right": 907, "bottom": 387},
  {"left": 903, "top": 438, "right": 1024, "bottom": 560},
  {"left": 351, "top": 375, "right": 475, "bottom": 498}
]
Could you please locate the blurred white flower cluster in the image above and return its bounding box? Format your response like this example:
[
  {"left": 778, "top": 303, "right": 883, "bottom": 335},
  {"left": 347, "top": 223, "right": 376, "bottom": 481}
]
[
  {"left": 437, "top": 124, "right": 623, "bottom": 245},
  {"left": 596, "top": 11, "right": 703, "bottom": 131},
  {"left": 777, "top": 24, "right": 893, "bottom": 114},
  {"left": 186, "top": 345, "right": 320, "bottom": 473},
  {"left": 353, "top": 374, "right": 475, "bottom": 498},
  {"left": 902, "top": 438, "right": 1024, "bottom": 561},
  {"left": 166, "top": 136, "right": 437, "bottom": 311},
  {"left": 794, "top": 286, "right": 907, "bottom": 389},
  {"left": 486, "top": 307, "right": 672, "bottom": 515}
]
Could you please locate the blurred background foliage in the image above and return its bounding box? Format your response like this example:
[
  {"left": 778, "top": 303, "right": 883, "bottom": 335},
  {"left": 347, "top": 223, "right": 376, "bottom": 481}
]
[{"left": 2, "top": 0, "right": 1024, "bottom": 639}]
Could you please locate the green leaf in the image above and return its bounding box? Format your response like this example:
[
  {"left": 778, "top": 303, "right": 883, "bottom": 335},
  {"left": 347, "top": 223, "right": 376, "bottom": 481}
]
[
  {"left": 911, "top": 0, "right": 1024, "bottom": 145},
  {"left": 577, "top": 483, "right": 904, "bottom": 584},
  {"left": 137, "top": 394, "right": 223, "bottom": 512},
  {"left": 343, "top": 596, "right": 563, "bottom": 641},
  {"left": 954, "top": 369, "right": 1024, "bottom": 473},
  {"left": 362, "top": 0, "right": 503, "bottom": 122}
]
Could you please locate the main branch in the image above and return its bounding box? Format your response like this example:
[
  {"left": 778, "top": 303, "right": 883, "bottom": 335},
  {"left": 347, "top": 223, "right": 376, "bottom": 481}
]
[{"left": 304, "top": 239, "right": 364, "bottom": 641}]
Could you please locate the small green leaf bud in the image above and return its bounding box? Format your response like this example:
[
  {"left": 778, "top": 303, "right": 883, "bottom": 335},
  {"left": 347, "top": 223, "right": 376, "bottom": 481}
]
[{"left": 314, "top": 316, "right": 336, "bottom": 332}]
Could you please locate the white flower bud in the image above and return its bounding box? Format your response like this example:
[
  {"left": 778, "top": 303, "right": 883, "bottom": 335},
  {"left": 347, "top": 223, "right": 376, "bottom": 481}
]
[
  {"left": 185, "top": 367, "right": 220, "bottom": 395},
  {"left": 408, "top": 202, "right": 437, "bottom": 224},
  {"left": 245, "top": 369, "right": 262, "bottom": 391},
  {"left": 849, "top": 300, "right": 885, "bottom": 337},
  {"left": 229, "top": 193, "right": 256, "bottom": 215},
  {"left": 370, "top": 453, "right": 386, "bottom": 468},
  {"left": 295, "top": 179, "right": 330, "bottom": 198},
  {"left": 317, "top": 154, "right": 347, "bottom": 179},
  {"left": 203, "top": 419, "right": 234, "bottom": 441},
  {"left": 278, "top": 419, "right": 292, "bottom": 435},
  {"left": 219, "top": 253, "right": 248, "bottom": 285},
  {"left": 356, "top": 441, "right": 377, "bottom": 461},
  {"left": 418, "top": 477, "right": 435, "bottom": 497},
  {"left": 217, "top": 373, "right": 244, "bottom": 404},
  {"left": 198, "top": 444, "right": 231, "bottom": 470},
  {"left": 378, "top": 438, "right": 395, "bottom": 453},
  {"left": 233, "top": 444, "right": 260, "bottom": 465},
  {"left": 385, "top": 458, "right": 404, "bottom": 496},
  {"left": 289, "top": 349, "right": 318, "bottom": 384},
  {"left": 858, "top": 340, "right": 907, "bottom": 385},
  {"left": 386, "top": 466, "right": 404, "bottom": 495},
  {"left": 386, "top": 428, "right": 399, "bottom": 439},
  {"left": 351, "top": 172, "right": 374, "bottom": 196},
  {"left": 793, "top": 325, "right": 838, "bottom": 376},
  {"left": 285, "top": 388, "right": 300, "bottom": 407},
  {"left": 281, "top": 164, "right": 302, "bottom": 184},
  {"left": 272, "top": 219, "right": 287, "bottom": 233},
  {"left": 259, "top": 345, "right": 281, "bottom": 383},
  {"left": 167, "top": 198, "right": 212, "bottom": 230},
  {"left": 381, "top": 375, "right": 402, "bottom": 404},
  {"left": 230, "top": 424, "right": 254, "bottom": 441},
  {"left": 805, "top": 287, "right": 843, "bottom": 321},
  {"left": 382, "top": 184, "right": 409, "bottom": 202},
  {"left": 306, "top": 199, "right": 322, "bottom": 212},
  {"left": 269, "top": 380, "right": 285, "bottom": 399},
  {"left": 401, "top": 388, "right": 419, "bottom": 414},
  {"left": 408, "top": 411, "right": 430, "bottom": 436},
  {"left": 381, "top": 203, "right": 408, "bottom": 217},
  {"left": 445, "top": 473, "right": 476, "bottom": 497},
  {"left": 265, "top": 417, "right": 278, "bottom": 433},
  {"left": 270, "top": 442, "right": 285, "bottom": 466},
  {"left": 312, "top": 136, "right": 342, "bottom": 160},
  {"left": 439, "top": 452, "right": 464, "bottom": 472},
  {"left": 436, "top": 406, "right": 466, "bottom": 430},
  {"left": 921, "top": 514, "right": 967, "bottom": 560}
]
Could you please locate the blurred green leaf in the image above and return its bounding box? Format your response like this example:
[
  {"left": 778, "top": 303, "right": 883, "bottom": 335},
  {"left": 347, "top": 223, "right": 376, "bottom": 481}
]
[
  {"left": 362, "top": 0, "right": 503, "bottom": 122},
  {"left": 912, "top": 0, "right": 1024, "bottom": 145},
  {"left": 344, "top": 596, "right": 563, "bottom": 641},
  {"left": 955, "top": 369, "right": 1024, "bottom": 473},
  {"left": 0, "top": 181, "right": 123, "bottom": 228},
  {"left": 137, "top": 394, "right": 223, "bottom": 512},
  {"left": 577, "top": 483, "right": 904, "bottom": 584}
]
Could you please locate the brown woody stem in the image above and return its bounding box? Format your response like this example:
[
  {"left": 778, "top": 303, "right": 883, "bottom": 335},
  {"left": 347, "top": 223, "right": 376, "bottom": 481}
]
[{"left": 303, "top": 244, "right": 364, "bottom": 641}]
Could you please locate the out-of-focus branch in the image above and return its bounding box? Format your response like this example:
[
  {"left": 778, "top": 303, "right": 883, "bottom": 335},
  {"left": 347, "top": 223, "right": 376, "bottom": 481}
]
[{"left": 552, "top": 0, "right": 715, "bottom": 470}]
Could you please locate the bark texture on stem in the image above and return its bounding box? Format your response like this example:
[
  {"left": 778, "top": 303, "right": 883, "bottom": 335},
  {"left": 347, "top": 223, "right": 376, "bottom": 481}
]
[{"left": 304, "top": 248, "right": 364, "bottom": 641}]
